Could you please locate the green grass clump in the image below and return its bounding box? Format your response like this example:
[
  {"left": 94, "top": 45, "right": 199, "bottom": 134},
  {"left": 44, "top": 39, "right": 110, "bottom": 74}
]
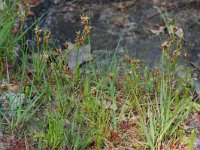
[{"left": 0, "top": 1, "right": 199, "bottom": 150}]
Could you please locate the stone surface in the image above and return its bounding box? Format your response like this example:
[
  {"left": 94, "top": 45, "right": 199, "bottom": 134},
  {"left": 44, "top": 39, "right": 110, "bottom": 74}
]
[
  {"left": 28, "top": 0, "right": 200, "bottom": 68},
  {"left": 194, "top": 136, "right": 200, "bottom": 150},
  {"left": 0, "top": 131, "right": 5, "bottom": 150},
  {"left": 195, "top": 82, "right": 200, "bottom": 103}
]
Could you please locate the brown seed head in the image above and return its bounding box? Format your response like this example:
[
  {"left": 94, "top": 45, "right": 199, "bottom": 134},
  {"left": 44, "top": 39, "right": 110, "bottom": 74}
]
[
  {"left": 75, "top": 31, "right": 81, "bottom": 47},
  {"left": 64, "top": 42, "right": 69, "bottom": 49},
  {"left": 36, "top": 37, "right": 42, "bottom": 46},
  {"left": 173, "top": 50, "right": 181, "bottom": 58},
  {"left": 109, "top": 73, "right": 114, "bottom": 80},
  {"left": 133, "top": 59, "right": 141, "bottom": 68},
  {"left": 162, "top": 41, "right": 169, "bottom": 51},
  {"left": 80, "top": 15, "right": 89, "bottom": 25},
  {"left": 34, "top": 25, "right": 42, "bottom": 35},
  {"left": 56, "top": 48, "right": 62, "bottom": 55},
  {"left": 83, "top": 25, "right": 92, "bottom": 37},
  {"left": 127, "top": 69, "right": 132, "bottom": 76},
  {"left": 63, "top": 66, "right": 69, "bottom": 74},
  {"left": 44, "top": 28, "right": 51, "bottom": 38},
  {"left": 43, "top": 28, "right": 51, "bottom": 44},
  {"left": 170, "top": 59, "right": 175, "bottom": 64},
  {"left": 21, "top": 14, "right": 26, "bottom": 24},
  {"left": 152, "top": 67, "right": 160, "bottom": 77},
  {"left": 79, "top": 36, "right": 85, "bottom": 45},
  {"left": 125, "top": 54, "right": 131, "bottom": 64},
  {"left": 91, "top": 86, "right": 97, "bottom": 96},
  {"left": 172, "top": 25, "right": 178, "bottom": 33},
  {"left": 43, "top": 53, "right": 49, "bottom": 62}
]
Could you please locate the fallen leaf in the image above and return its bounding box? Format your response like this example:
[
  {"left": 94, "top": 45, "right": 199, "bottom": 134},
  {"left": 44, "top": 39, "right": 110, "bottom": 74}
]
[
  {"left": 174, "top": 26, "right": 184, "bottom": 38},
  {"left": 151, "top": 26, "right": 165, "bottom": 35},
  {"left": 168, "top": 25, "right": 184, "bottom": 38}
]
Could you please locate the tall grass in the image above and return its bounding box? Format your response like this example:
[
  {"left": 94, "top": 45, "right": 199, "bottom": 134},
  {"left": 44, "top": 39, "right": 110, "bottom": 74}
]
[{"left": 0, "top": 1, "right": 199, "bottom": 150}]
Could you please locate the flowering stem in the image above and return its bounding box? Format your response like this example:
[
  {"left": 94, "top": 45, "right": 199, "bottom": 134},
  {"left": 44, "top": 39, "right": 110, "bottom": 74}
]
[{"left": 75, "top": 47, "right": 79, "bottom": 78}]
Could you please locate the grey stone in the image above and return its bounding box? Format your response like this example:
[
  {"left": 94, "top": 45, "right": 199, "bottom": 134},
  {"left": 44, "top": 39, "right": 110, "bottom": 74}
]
[
  {"left": 37, "top": 0, "right": 199, "bottom": 65},
  {"left": 23, "top": 0, "right": 199, "bottom": 70},
  {"left": 0, "top": 131, "right": 5, "bottom": 150},
  {"left": 194, "top": 136, "right": 200, "bottom": 150}
]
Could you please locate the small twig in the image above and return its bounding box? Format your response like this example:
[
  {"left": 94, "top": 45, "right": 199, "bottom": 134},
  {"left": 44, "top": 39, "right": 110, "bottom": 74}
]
[
  {"left": 148, "top": 5, "right": 176, "bottom": 18},
  {"left": 189, "top": 61, "right": 200, "bottom": 71}
]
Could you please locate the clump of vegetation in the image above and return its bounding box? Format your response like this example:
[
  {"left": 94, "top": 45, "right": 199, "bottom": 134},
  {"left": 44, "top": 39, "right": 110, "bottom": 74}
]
[{"left": 0, "top": 1, "right": 199, "bottom": 150}]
